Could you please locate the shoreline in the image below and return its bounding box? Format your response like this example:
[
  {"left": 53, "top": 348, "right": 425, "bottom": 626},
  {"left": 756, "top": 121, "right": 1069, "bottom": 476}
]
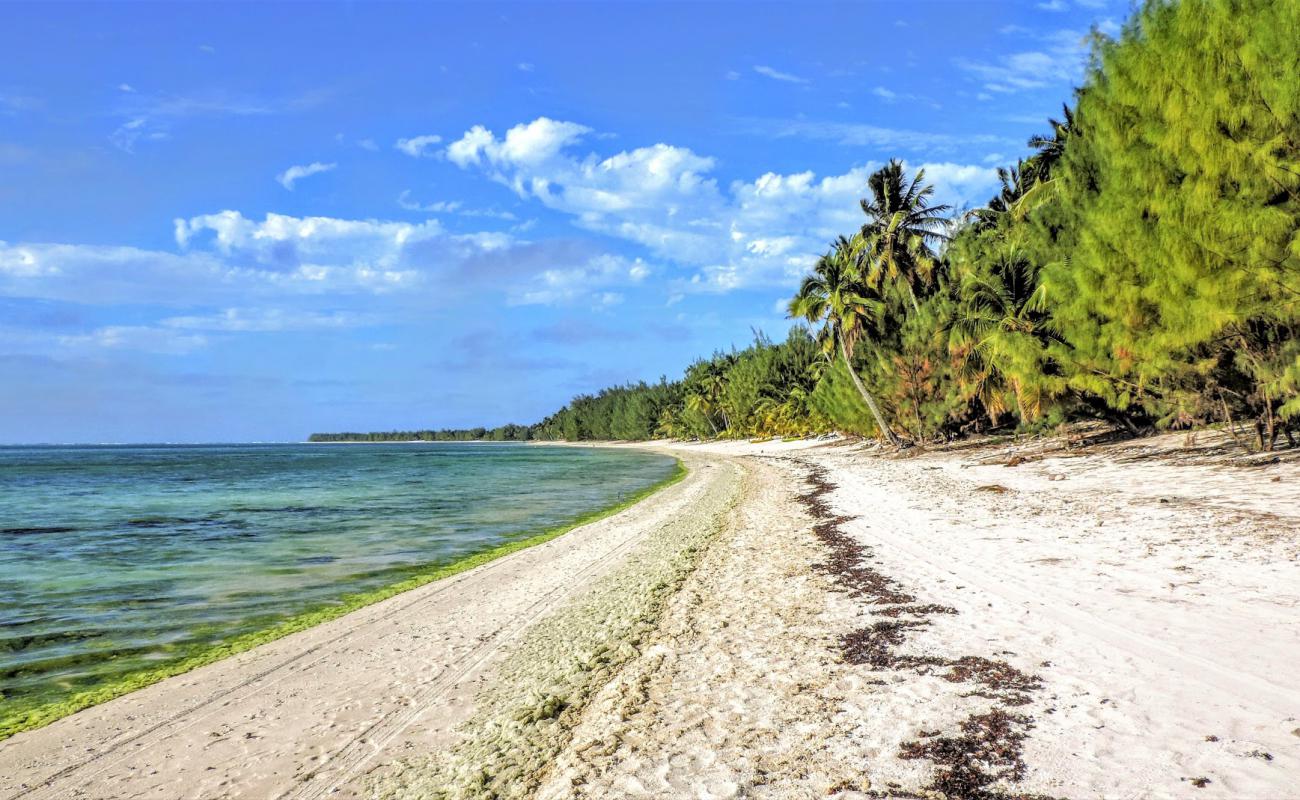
[
  {"left": 4, "top": 432, "right": 1297, "bottom": 798},
  {"left": 0, "top": 456, "right": 686, "bottom": 743}
]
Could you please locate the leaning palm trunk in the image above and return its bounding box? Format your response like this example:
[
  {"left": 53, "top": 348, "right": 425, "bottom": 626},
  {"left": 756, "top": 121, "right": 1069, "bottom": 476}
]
[{"left": 838, "top": 333, "right": 903, "bottom": 447}]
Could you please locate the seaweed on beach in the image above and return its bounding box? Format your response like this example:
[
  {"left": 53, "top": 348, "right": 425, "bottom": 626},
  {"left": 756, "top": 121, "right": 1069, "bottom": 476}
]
[
  {"left": 797, "top": 463, "right": 916, "bottom": 605},
  {"left": 795, "top": 457, "right": 1058, "bottom": 800},
  {"left": 898, "top": 709, "right": 1061, "bottom": 800}
]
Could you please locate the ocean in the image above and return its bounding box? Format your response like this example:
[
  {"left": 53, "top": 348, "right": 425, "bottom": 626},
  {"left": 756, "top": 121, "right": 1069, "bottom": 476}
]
[{"left": 0, "top": 442, "right": 677, "bottom": 732}]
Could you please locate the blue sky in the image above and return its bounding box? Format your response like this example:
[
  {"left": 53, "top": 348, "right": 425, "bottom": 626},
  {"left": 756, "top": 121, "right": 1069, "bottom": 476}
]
[{"left": 0, "top": 0, "right": 1125, "bottom": 443}]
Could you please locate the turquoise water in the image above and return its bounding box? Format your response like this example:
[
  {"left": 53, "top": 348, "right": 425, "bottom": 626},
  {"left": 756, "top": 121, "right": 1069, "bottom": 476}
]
[{"left": 0, "top": 443, "right": 676, "bottom": 724}]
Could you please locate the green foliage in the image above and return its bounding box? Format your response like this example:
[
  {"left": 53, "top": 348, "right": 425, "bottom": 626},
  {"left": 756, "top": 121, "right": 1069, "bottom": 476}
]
[
  {"left": 308, "top": 426, "right": 530, "bottom": 442},
  {"left": 809, "top": 357, "right": 878, "bottom": 437},
  {"left": 534, "top": 329, "right": 831, "bottom": 442},
  {"left": 1039, "top": 0, "right": 1300, "bottom": 444}
]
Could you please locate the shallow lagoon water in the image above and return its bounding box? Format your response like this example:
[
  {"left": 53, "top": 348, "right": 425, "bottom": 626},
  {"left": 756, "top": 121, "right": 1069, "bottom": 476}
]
[{"left": 0, "top": 443, "right": 676, "bottom": 723}]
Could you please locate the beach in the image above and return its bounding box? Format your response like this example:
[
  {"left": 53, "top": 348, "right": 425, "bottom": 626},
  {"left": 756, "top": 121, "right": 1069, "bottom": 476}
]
[{"left": 3, "top": 433, "right": 1298, "bottom": 798}]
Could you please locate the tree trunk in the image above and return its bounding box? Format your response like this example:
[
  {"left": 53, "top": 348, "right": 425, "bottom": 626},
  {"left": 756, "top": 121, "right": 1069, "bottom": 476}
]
[
  {"left": 839, "top": 333, "right": 903, "bottom": 447},
  {"left": 1012, "top": 378, "right": 1030, "bottom": 426},
  {"left": 906, "top": 282, "right": 922, "bottom": 315}
]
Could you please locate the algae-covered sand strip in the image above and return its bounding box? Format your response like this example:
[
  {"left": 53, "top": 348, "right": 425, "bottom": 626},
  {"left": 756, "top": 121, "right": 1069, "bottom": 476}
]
[
  {"left": 0, "top": 459, "right": 686, "bottom": 742},
  {"left": 375, "top": 456, "right": 743, "bottom": 800}
]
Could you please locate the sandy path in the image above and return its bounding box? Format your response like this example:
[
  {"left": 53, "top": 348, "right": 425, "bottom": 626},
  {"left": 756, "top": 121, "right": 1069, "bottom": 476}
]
[{"left": 0, "top": 452, "right": 729, "bottom": 800}]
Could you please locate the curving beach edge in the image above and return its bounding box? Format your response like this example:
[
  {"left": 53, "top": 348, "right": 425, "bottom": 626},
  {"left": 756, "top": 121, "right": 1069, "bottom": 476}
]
[{"left": 3, "top": 434, "right": 1299, "bottom": 799}]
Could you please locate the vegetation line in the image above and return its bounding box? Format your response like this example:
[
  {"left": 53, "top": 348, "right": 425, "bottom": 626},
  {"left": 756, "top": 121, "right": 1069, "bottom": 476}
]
[{"left": 0, "top": 458, "right": 686, "bottom": 742}]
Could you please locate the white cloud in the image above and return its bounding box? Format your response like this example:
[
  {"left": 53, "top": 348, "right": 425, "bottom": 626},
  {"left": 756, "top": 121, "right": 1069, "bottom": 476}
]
[
  {"left": 446, "top": 117, "right": 591, "bottom": 169},
  {"left": 1, "top": 211, "right": 640, "bottom": 337},
  {"left": 357, "top": 138, "right": 379, "bottom": 151},
  {"left": 395, "top": 134, "right": 443, "bottom": 158},
  {"left": 513, "top": 253, "right": 651, "bottom": 307},
  {"left": 752, "top": 65, "right": 809, "bottom": 84},
  {"left": 276, "top": 161, "right": 336, "bottom": 190},
  {"left": 725, "top": 70, "right": 741, "bottom": 80},
  {"left": 1037, "top": 0, "right": 1068, "bottom": 10},
  {"left": 517, "top": 62, "right": 535, "bottom": 72},
  {"left": 872, "top": 86, "right": 898, "bottom": 101},
  {"left": 444, "top": 117, "right": 999, "bottom": 291},
  {"left": 118, "top": 83, "right": 135, "bottom": 93},
  {"left": 1, "top": 210, "right": 515, "bottom": 309},
  {"left": 911, "top": 162, "right": 1000, "bottom": 209}
]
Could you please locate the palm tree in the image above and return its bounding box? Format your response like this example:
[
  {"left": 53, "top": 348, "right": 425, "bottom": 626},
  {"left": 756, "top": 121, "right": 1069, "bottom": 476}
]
[
  {"left": 789, "top": 237, "right": 903, "bottom": 446},
  {"left": 950, "top": 247, "right": 1058, "bottom": 424},
  {"left": 1026, "top": 103, "right": 1075, "bottom": 181},
  {"left": 684, "top": 393, "right": 720, "bottom": 438},
  {"left": 857, "top": 160, "right": 953, "bottom": 314}
]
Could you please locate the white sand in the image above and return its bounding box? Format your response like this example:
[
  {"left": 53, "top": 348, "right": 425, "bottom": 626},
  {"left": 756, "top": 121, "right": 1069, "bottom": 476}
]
[
  {"left": 543, "top": 433, "right": 1298, "bottom": 798},
  {"left": 3, "top": 432, "right": 1297, "bottom": 799}
]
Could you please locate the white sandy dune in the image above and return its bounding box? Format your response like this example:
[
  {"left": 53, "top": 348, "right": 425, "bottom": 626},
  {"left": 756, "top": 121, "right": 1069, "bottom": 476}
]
[{"left": 2, "top": 432, "right": 1297, "bottom": 799}]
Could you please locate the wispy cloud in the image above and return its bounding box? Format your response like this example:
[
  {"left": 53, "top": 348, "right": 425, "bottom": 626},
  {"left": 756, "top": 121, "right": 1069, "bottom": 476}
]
[
  {"left": 58, "top": 325, "right": 209, "bottom": 355},
  {"left": 394, "top": 134, "right": 442, "bottom": 158},
  {"left": 110, "top": 117, "right": 168, "bottom": 152},
  {"left": 276, "top": 161, "right": 336, "bottom": 190},
  {"left": 736, "top": 116, "right": 1014, "bottom": 153},
  {"left": 0, "top": 91, "right": 42, "bottom": 115},
  {"left": 955, "top": 27, "right": 1093, "bottom": 94},
  {"left": 517, "top": 62, "right": 535, "bottom": 72},
  {"left": 109, "top": 88, "right": 325, "bottom": 152},
  {"left": 752, "top": 65, "right": 809, "bottom": 84},
  {"left": 397, "top": 190, "right": 518, "bottom": 220},
  {"left": 161, "top": 308, "right": 373, "bottom": 332}
]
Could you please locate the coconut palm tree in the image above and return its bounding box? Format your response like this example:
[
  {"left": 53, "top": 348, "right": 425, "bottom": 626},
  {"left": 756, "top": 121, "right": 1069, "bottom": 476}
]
[
  {"left": 1027, "top": 103, "right": 1075, "bottom": 180},
  {"left": 789, "top": 236, "right": 903, "bottom": 446},
  {"left": 950, "top": 246, "right": 1060, "bottom": 424},
  {"left": 856, "top": 160, "right": 953, "bottom": 314},
  {"left": 684, "top": 393, "right": 720, "bottom": 437}
]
